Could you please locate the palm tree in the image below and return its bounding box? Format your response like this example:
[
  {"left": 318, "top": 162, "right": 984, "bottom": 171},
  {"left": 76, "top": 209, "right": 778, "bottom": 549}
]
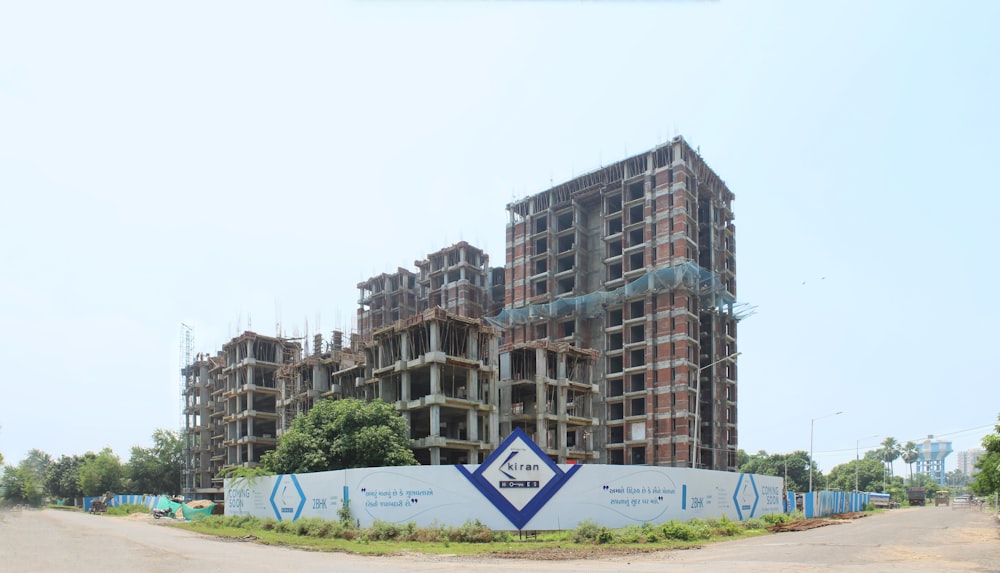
[
  {"left": 879, "top": 437, "right": 901, "bottom": 490},
  {"left": 902, "top": 441, "right": 919, "bottom": 484}
]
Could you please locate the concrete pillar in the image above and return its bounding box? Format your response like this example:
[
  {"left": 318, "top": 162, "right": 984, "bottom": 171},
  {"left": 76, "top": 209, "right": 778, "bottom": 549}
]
[
  {"left": 430, "top": 364, "right": 441, "bottom": 395},
  {"left": 536, "top": 347, "right": 547, "bottom": 447},
  {"left": 430, "top": 405, "right": 440, "bottom": 437},
  {"left": 429, "top": 321, "right": 440, "bottom": 353},
  {"left": 467, "top": 409, "right": 478, "bottom": 441},
  {"left": 430, "top": 447, "right": 441, "bottom": 465}
]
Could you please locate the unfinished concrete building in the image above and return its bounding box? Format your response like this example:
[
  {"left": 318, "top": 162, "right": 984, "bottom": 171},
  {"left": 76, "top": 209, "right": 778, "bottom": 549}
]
[
  {"left": 182, "top": 352, "right": 225, "bottom": 497},
  {"left": 276, "top": 331, "right": 365, "bottom": 433},
  {"left": 499, "top": 341, "right": 600, "bottom": 463},
  {"left": 496, "top": 136, "right": 739, "bottom": 470},
  {"left": 364, "top": 307, "right": 500, "bottom": 465},
  {"left": 218, "top": 332, "right": 301, "bottom": 470},
  {"left": 357, "top": 268, "right": 420, "bottom": 342},
  {"left": 357, "top": 243, "right": 500, "bottom": 342},
  {"left": 415, "top": 241, "right": 491, "bottom": 319}
]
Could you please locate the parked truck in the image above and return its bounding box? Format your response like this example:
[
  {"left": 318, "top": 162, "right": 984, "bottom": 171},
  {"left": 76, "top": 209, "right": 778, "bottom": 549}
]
[{"left": 907, "top": 487, "right": 926, "bottom": 506}]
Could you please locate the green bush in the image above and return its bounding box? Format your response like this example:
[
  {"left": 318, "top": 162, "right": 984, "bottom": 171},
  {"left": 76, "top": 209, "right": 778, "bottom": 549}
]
[
  {"left": 661, "top": 520, "right": 698, "bottom": 541},
  {"left": 760, "top": 512, "right": 792, "bottom": 525},
  {"left": 447, "top": 519, "right": 495, "bottom": 543},
  {"left": 571, "top": 519, "right": 602, "bottom": 543},
  {"left": 274, "top": 520, "right": 294, "bottom": 533},
  {"left": 742, "top": 517, "right": 765, "bottom": 530},
  {"left": 704, "top": 516, "right": 741, "bottom": 537},
  {"left": 615, "top": 524, "right": 645, "bottom": 543},
  {"left": 363, "top": 520, "right": 404, "bottom": 541}
]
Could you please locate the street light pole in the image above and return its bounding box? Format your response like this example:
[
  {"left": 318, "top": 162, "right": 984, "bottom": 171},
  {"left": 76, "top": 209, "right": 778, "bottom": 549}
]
[
  {"left": 691, "top": 352, "right": 741, "bottom": 469},
  {"left": 809, "top": 411, "right": 842, "bottom": 492}
]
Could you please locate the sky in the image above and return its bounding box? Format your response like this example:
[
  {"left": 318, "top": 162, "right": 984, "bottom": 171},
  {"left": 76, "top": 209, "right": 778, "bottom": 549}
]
[{"left": 1, "top": 0, "right": 997, "bottom": 478}]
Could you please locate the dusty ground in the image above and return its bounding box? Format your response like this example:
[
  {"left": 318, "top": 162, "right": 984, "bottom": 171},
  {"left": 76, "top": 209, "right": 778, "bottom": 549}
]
[{"left": 1, "top": 505, "right": 997, "bottom": 572}]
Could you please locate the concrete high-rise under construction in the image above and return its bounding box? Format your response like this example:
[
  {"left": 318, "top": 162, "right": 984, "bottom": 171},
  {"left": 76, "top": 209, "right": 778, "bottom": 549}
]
[
  {"left": 494, "top": 136, "right": 739, "bottom": 470},
  {"left": 182, "top": 135, "right": 740, "bottom": 499}
]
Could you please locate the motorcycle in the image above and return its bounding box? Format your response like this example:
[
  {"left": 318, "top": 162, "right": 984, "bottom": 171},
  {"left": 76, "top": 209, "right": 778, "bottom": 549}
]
[{"left": 152, "top": 507, "right": 173, "bottom": 519}]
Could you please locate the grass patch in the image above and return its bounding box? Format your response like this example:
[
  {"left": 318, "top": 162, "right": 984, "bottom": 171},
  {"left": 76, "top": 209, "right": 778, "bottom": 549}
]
[
  {"left": 176, "top": 512, "right": 794, "bottom": 557},
  {"left": 105, "top": 503, "right": 152, "bottom": 516},
  {"left": 46, "top": 504, "right": 82, "bottom": 512}
]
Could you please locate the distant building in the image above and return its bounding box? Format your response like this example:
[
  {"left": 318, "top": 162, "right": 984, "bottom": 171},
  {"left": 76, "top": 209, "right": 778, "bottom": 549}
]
[{"left": 955, "top": 448, "right": 985, "bottom": 476}]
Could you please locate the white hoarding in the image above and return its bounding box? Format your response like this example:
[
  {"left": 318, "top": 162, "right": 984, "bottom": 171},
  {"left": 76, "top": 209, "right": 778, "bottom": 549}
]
[{"left": 226, "top": 429, "right": 784, "bottom": 530}]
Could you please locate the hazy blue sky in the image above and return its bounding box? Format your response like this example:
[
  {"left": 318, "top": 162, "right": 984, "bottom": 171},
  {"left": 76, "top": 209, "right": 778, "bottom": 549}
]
[{"left": 1, "top": 1, "right": 997, "bottom": 478}]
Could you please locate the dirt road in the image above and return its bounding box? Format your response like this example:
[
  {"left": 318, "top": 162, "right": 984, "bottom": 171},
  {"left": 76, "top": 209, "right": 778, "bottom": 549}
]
[{"left": 1, "top": 506, "right": 996, "bottom": 572}]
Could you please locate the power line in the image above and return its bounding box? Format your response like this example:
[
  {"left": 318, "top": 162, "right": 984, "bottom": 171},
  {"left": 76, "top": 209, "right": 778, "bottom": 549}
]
[{"left": 813, "top": 423, "right": 995, "bottom": 456}]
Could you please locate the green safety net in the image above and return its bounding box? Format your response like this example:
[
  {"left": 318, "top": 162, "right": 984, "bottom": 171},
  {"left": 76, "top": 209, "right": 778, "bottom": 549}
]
[{"left": 154, "top": 497, "right": 216, "bottom": 521}]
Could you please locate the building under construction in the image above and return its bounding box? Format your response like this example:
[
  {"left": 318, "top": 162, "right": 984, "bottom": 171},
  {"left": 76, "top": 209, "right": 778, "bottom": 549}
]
[
  {"left": 183, "top": 135, "right": 739, "bottom": 497},
  {"left": 363, "top": 307, "right": 500, "bottom": 465},
  {"left": 357, "top": 242, "right": 495, "bottom": 342},
  {"left": 495, "top": 136, "right": 738, "bottom": 470}
]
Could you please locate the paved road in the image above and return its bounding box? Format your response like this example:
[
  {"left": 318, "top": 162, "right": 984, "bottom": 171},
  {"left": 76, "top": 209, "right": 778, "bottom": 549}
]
[{"left": 0, "top": 506, "right": 997, "bottom": 572}]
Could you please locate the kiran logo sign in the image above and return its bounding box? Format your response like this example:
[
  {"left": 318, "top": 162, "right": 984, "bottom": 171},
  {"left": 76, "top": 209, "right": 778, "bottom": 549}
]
[
  {"left": 732, "top": 473, "right": 759, "bottom": 520},
  {"left": 270, "top": 474, "right": 306, "bottom": 521},
  {"left": 457, "top": 428, "right": 579, "bottom": 529}
]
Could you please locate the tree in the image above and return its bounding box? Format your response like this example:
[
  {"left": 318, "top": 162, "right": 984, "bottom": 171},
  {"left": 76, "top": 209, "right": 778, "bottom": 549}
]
[
  {"left": 262, "top": 398, "right": 417, "bottom": 474},
  {"left": 826, "top": 458, "right": 884, "bottom": 492},
  {"left": 1, "top": 464, "right": 44, "bottom": 506},
  {"left": 945, "top": 469, "right": 970, "bottom": 488},
  {"left": 901, "top": 441, "right": 920, "bottom": 484},
  {"left": 78, "top": 448, "right": 123, "bottom": 496},
  {"left": 738, "top": 450, "right": 812, "bottom": 492},
  {"left": 127, "top": 429, "right": 183, "bottom": 494},
  {"left": 45, "top": 455, "right": 84, "bottom": 502},
  {"left": 20, "top": 449, "right": 52, "bottom": 485},
  {"left": 736, "top": 449, "right": 750, "bottom": 469},
  {"left": 970, "top": 413, "right": 1000, "bottom": 496},
  {"left": 878, "top": 437, "right": 901, "bottom": 487}
]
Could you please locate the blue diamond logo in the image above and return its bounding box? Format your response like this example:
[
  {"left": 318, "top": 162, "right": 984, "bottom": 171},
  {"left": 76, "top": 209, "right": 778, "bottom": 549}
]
[
  {"left": 270, "top": 474, "right": 306, "bottom": 521},
  {"left": 457, "top": 428, "right": 579, "bottom": 530}
]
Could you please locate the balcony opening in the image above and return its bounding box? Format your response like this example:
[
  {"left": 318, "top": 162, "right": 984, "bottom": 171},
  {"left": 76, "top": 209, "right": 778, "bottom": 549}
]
[
  {"left": 557, "top": 277, "right": 575, "bottom": 295},
  {"left": 609, "top": 403, "right": 624, "bottom": 420},
  {"left": 606, "top": 194, "right": 622, "bottom": 214},
  {"left": 608, "top": 355, "right": 623, "bottom": 374},
  {"left": 560, "top": 320, "right": 575, "bottom": 338},
  {"left": 630, "top": 397, "right": 646, "bottom": 416},
  {"left": 557, "top": 234, "right": 574, "bottom": 253},
  {"left": 533, "top": 216, "right": 547, "bottom": 234},
  {"left": 609, "top": 427, "right": 625, "bottom": 445},
  {"left": 608, "top": 262, "right": 623, "bottom": 281},
  {"left": 629, "top": 348, "right": 645, "bottom": 368},
  {"left": 631, "top": 447, "right": 646, "bottom": 465},
  {"left": 534, "top": 237, "right": 548, "bottom": 255},
  {"left": 629, "top": 300, "right": 644, "bottom": 320},
  {"left": 628, "top": 204, "right": 644, "bottom": 226},
  {"left": 627, "top": 181, "right": 644, "bottom": 202},
  {"left": 629, "top": 324, "right": 645, "bottom": 344},
  {"left": 556, "top": 210, "right": 574, "bottom": 232},
  {"left": 628, "top": 251, "right": 644, "bottom": 272},
  {"left": 532, "top": 280, "right": 547, "bottom": 297},
  {"left": 608, "top": 378, "right": 623, "bottom": 397},
  {"left": 630, "top": 373, "right": 644, "bottom": 393},
  {"left": 607, "top": 332, "right": 623, "bottom": 351},
  {"left": 557, "top": 255, "right": 574, "bottom": 273},
  {"left": 608, "top": 216, "right": 622, "bottom": 236},
  {"left": 608, "top": 239, "right": 622, "bottom": 258},
  {"left": 628, "top": 228, "right": 644, "bottom": 248}
]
